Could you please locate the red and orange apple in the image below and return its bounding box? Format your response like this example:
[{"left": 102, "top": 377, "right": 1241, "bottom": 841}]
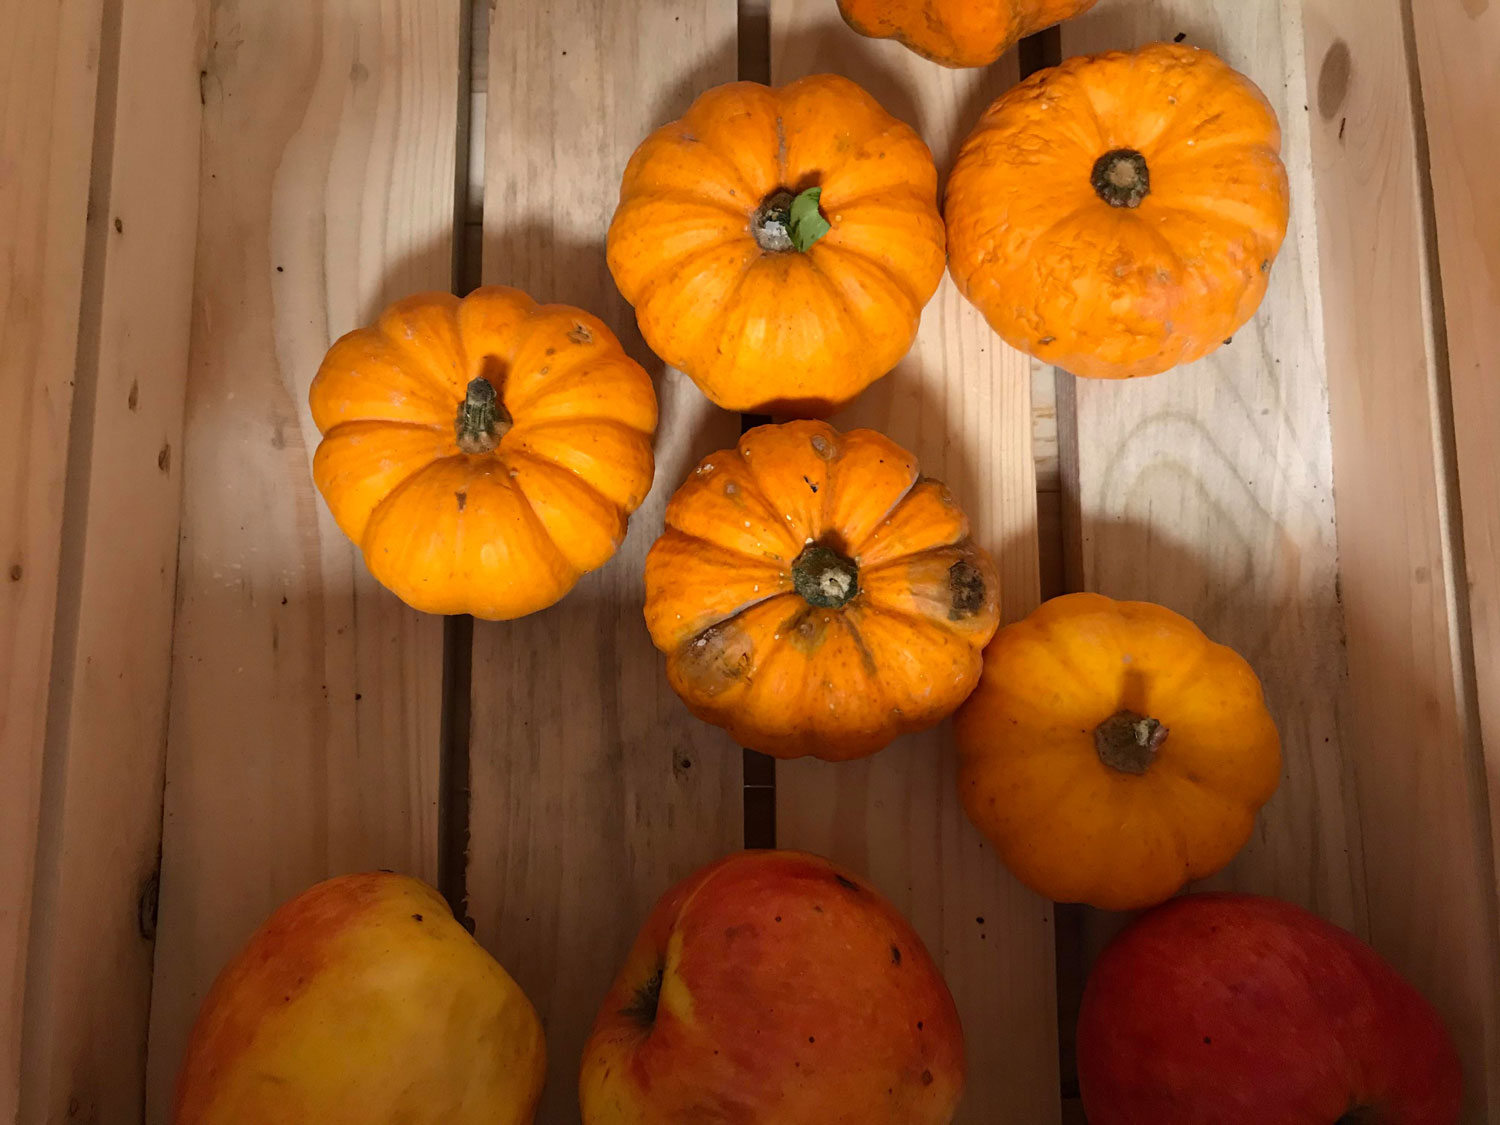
[
  {"left": 1078, "top": 893, "right": 1462, "bottom": 1124},
  {"left": 174, "top": 872, "right": 545, "bottom": 1124},
  {"left": 580, "top": 850, "right": 964, "bottom": 1123}
]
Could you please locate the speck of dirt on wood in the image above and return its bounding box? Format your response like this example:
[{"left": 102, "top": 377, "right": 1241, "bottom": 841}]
[
  {"left": 114, "top": 217, "right": 123, "bottom": 233},
  {"left": 157, "top": 443, "right": 171, "bottom": 473},
  {"left": 1174, "top": 31, "right": 1187, "bottom": 41},
  {"left": 127, "top": 380, "right": 139, "bottom": 411},
  {"left": 9, "top": 564, "right": 22, "bottom": 582}
]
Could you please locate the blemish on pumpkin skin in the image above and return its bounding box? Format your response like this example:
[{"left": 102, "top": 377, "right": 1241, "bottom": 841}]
[
  {"left": 568, "top": 323, "right": 593, "bottom": 344},
  {"left": 455, "top": 490, "right": 467, "bottom": 511},
  {"left": 676, "top": 621, "right": 755, "bottom": 695},
  {"left": 948, "top": 561, "right": 986, "bottom": 618}
]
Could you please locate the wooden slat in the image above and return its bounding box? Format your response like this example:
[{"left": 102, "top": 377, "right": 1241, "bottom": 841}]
[
  {"left": 1058, "top": 1, "right": 1500, "bottom": 1118},
  {"left": 1405, "top": 0, "right": 1500, "bottom": 1112},
  {"left": 143, "top": 3, "right": 459, "bottom": 1116},
  {"left": 15, "top": 0, "right": 204, "bottom": 1119},
  {"left": 0, "top": 1, "right": 107, "bottom": 1116},
  {"left": 1059, "top": 0, "right": 1363, "bottom": 927},
  {"left": 467, "top": 3, "right": 744, "bottom": 1120},
  {"left": 766, "top": 12, "right": 1058, "bottom": 1122}
]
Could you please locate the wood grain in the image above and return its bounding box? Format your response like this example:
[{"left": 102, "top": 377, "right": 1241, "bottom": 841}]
[
  {"left": 1405, "top": 0, "right": 1500, "bottom": 1112},
  {"left": 143, "top": 2, "right": 459, "bottom": 1117},
  {"left": 1058, "top": 0, "right": 1363, "bottom": 924},
  {"left": 15, "top": 0, "right": 204, "bottom": 1119},
  {"left": 467, "top": 3, "right": 744, "bottom": 1120},
  {"left": 766, "top": 11, "right": 1058, "bottom": 1122},
  {"left": 0, "top": 1, "right": 106, "bottom": 1116}
]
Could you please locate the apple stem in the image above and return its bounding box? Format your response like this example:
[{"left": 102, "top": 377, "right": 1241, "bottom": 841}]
[{"left": 623, "top": 965, "right": 663, "bottom": 1028}]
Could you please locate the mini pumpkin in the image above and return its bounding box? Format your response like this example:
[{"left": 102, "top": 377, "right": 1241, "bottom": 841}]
[
  {"left": 645, "top": 421, "right": 999, "bottom": 760},
  {"left": 946, "top": 43, "right": 1290, "bottom": 379},
  {"left": 309, "top": 288, "right": 657, "bottom": 619},
  {"left": 608, "top": 76, "right": 946, "bottom": 416},
  {"left": 954, "top": 593, "right": 1281, "bottom": 910},
  {"left": 837, "top": 0, "right": 1098, "bottom": 69}
]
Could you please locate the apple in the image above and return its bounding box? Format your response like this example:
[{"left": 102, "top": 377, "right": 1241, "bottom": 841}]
[
  {"left": 579, "top": 850, "right": 964, "bottom": 1123},
  {"left": 174, "top": 872, "right": 545, "bottom": 1124},
  {"left": 1078, "top": 893, "right": 1462, "bottom": 1124}
]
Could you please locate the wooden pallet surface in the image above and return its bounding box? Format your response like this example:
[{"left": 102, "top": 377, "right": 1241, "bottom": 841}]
[
  {"left": 764, "top": 6, "right": 1058, "bottom": 1122},
  {"left": 142, "top": 3, "right": 460, "bottom": 1118},
  {"left": 0, "top": 2, "right": 110, "bottom": 1116},
  {"left": 1, "top": 0, "right": 1496, "bottom": 1121},
  {"left": 465, "top": 3, "right": 746, "bottom": 1121}
]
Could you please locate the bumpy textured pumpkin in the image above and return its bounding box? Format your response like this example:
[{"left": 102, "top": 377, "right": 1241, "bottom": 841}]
[
  {"left": 954, "top": 593, "right": 1281, "bottom": 910},
  {"left": 837, "top": 0, "right": 1098, "bottom": 69},
  {"left": 310, "top": 288, "right": 657, "bottom": 619},
  {"left": 946, "top": 43, "right": 1290, "bottom": 379},
  {"left": 645, "top": 421, "right": 999, "bottom": 760},
  {"left": 608, "top": 76, "right": 945, "bottom": 416}
]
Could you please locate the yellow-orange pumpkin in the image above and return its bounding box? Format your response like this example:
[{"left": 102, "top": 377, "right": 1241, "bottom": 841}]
[
  {"left": 837, "top": 0, "right": 1098, "bottom": 69},
  {"left": 608, "top": 76, "right": 946, "bottom": 416},
  {"left": 309, "top": 288, "right": 657, "bottom": 619},
  {"left": 644, "top": 421, "right": 999, "bottom": 761},
  {"left": 946, "top": 43, "right": 1290, "bottom": 379},
  {"left": 954, "top": 593, "right": 1282, "bottom": 910}
]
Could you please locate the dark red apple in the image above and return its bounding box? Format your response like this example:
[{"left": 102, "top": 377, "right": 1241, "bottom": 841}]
[{"left": 1078, "top": 893, "right": 1461, "bottom": 1124}]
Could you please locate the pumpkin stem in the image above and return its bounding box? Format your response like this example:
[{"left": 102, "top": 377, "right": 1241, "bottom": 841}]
[
  {"left": 792, "top": 543, "right": 859, "bottom": 609},
  {"left": 1094, "top": 710, "right": 1168, "bottom": 775},
  {"left": 455, "top": 375, "right": 509, "bottom": 454},
  {"left": 753, "top": 186, "right": 831, "bottom": 253},
  {"left": 1091, "top": 149, "right": 1151, "bottom": 209}
]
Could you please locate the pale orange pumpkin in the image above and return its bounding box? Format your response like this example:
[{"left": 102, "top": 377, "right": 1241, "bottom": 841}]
[
  {"left": 954, "top": 593, "right": 1282, "bottom": 910},
  {"left": 837, "top": 0, "right": 1098, "bottom": 69},
  {"left": 644, "top": 420, "right": 999, "bottom": 761},
  {"left": 946, "top": 43, "right": 1290, "bottom": 379},
  {"left": 608, "top": 76, "right": 946, "bottom": 416},
  {"left": 309, "top": 288, "right": 657, "bottom": 619}
]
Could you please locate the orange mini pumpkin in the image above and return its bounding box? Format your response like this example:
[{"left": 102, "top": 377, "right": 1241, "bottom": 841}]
[
  {"left": 946, "top": 43, "right": 1290, "bottom": 379},
  {"left": 837, "top": 0, "right": 1098, "bottom": 69},
  {"left": 645, "top": 421, "right": 999, "bottom": 760},
  {"left": 310, "top": 288, "right": 657, "bottom": 619},
  {"left": 954, "top": 594, "right": 1282, "bottom": 910},
  {"left": 608, "top": 76, "right": 946, "bottom": 416}
]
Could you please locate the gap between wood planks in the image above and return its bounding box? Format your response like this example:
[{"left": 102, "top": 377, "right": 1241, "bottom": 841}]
[{"left": 439, "top": 0, "right": 1073, "bottom": 1074}]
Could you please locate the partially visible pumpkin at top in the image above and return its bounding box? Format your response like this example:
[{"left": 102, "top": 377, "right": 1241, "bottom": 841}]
[
  {"left": 309, "top": 288, "right": 657, "bottom": 620},
  {"left": 837, "top": 0, "right": 1098, "bottom": 69},
  {"left": 608, "top": 75, "right": 945, "bottom": 417},
  {"left": 946, "top": 43, "right": 1290, "bottom": 379},
  {"left": 645, "top": 421, "right": 999, "bottom": 761}
]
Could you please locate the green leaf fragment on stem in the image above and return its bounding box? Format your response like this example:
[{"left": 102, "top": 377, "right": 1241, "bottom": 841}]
[{"left": 788, "top": 187, "right": 831, "bottom": 252}]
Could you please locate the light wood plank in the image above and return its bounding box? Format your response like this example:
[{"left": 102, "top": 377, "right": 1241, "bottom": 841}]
[
  {"left": 15, "top": 0, "right": 204, "bottom": 1119},
  {"left": 766, "top": 12, "right": 1058, "bottom": 1122},
  {"left": 1405, "top": 0, "right": 1500, "bottom": 1112},
  {"left": 0, "top": 1, "right": 107, "bottom": 1115},
  {"left": 143, "top": 3, "right": 459, "bottom": 1116},
  {"left": 468, "top": 3, "right": 744, "bottom": 1120},
  {"left": 1059, "top": 0, "right": 1364, "bottom": 926}
]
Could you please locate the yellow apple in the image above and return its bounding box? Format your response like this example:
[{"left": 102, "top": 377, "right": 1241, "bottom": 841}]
[
  {"left": 580, "top": 850, "right": 964, "bottom": 1123},
  {"left": 173, "top": 872, "right": 544, "bottom": 1124}
]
